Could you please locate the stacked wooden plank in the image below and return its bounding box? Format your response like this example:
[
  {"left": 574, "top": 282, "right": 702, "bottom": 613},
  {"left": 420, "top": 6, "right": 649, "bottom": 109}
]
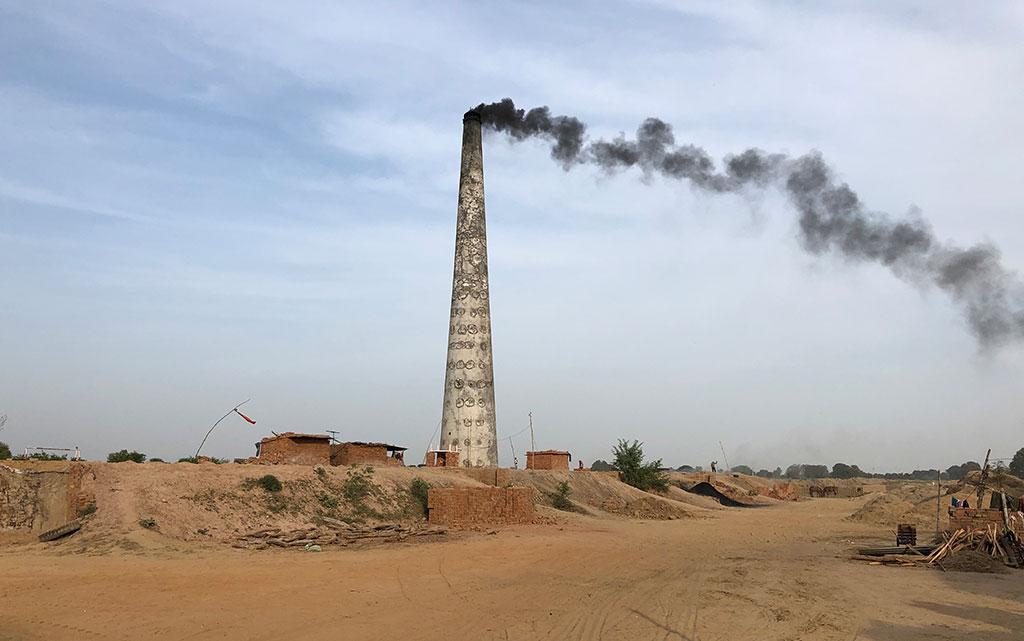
[
  {"left": 231, "top": 521, "right": 447, "bottom": 550},
  {"left": 926, "top": 526, "right": 1023, "bottom": 568}
]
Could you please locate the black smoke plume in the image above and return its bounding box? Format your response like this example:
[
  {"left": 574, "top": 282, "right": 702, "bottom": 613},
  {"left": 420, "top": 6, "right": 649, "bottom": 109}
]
[{"left": 475, "top": 98, "right": 1024, "bottom": 348}]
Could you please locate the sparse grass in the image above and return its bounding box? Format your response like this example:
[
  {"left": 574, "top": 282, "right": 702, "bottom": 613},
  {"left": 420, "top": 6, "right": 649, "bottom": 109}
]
[
  {"left": 189, "top": 488, "right": 221, "bottom": 512},
  {"left": 265, "top": 494, "right": 288, "bottom": 513},
  {"left": 78, "top": 503, "right": 97, "bottom": 517},
  {"left": 410, "top": 478, "right": 431, "bottom": 517},
  {"left": 317, "top": 492, "right": 339, "bottom": 510},
  {"left": 177, "top": 457, "right": 198, "bottom": 464},
  {"left": 342, "top": 466, "right": 375, "bottom": 502}
]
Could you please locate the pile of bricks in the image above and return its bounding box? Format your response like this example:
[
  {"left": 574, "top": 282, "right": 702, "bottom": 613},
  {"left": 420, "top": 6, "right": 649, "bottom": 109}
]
[
  {"left": 427, "top": 487, "right": 535, "bottom": 526},
  {"left": 949, "top": 507, "right": 1008, "bottom": 532}
]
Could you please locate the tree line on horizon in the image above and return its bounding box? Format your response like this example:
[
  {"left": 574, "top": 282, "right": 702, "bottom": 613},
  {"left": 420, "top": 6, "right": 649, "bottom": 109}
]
[{"left": 591, "top": 456, "right": 1024, "bottom": 481}]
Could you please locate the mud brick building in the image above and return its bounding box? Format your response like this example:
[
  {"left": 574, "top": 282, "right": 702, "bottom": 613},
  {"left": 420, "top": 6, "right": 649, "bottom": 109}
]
[
  {"left": 427, "top": 486, "right": 534, "bottom": 526},
  {"left": 526, "top": 450, "right": 571, "bottom": 470},
  {"left": 255, "top": 433, "right": 331, "bottom": 465},
  {"left": 426, "top": 449, "right": 460, "bottom": 467},
  {"left": 330, "top": 442, "right": 406, "bottom": 467}
]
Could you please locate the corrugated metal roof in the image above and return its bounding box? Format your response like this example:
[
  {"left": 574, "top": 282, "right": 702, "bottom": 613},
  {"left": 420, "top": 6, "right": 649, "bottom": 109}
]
[
  {"left": 257, "top": 432, "right": 331, "bottom": 444},
  {"left": 336, "top": 441, "right": 408, "bottom": 452}
]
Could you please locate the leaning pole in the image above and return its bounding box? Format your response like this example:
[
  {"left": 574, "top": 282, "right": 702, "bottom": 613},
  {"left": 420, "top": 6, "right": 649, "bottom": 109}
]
[{"left": 438, "top": 109, "right": 498, "bottom": 467}]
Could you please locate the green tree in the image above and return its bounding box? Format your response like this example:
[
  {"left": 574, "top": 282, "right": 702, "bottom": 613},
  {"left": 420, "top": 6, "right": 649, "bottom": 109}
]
[
  {"left": 803, "top": 464, "right": 830, "bottom": 479},
  {"left": 831, "top": 463, "right": 865, "bottom": 479},
  {"left": 590, "top": 459, "right": 616, "bottom": 472},
  {"left": 1010, "top": 448, "right": 1024, "bottom": 479},
  {"left": 107, "top": 449, "right": 146, "bottom": 463},
  {"left": 410, "top": 478, "right": 431, "bottom": 517},
  {"left": 731, "top": 465, "right": 754, "bottom": 475},
  {"left": 612, "top": 439, "right": 668, "bottom": 492},
  {"left": 0, "top": 442, "right": 10, "bottom": 460}
]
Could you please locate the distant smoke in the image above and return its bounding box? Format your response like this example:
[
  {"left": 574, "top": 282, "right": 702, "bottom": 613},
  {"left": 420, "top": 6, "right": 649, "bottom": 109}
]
[{"left": 475, "top": 98, "right": 1024, "bottom": 348}]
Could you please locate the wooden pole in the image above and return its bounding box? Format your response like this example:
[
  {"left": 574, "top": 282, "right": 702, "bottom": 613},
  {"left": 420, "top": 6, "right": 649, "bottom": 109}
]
[
  {"left": 936, "top": 469, "right": 941, "bottom": 536},
  {"left": 195, "top": 399, "right": 250, "bottom": 459}
]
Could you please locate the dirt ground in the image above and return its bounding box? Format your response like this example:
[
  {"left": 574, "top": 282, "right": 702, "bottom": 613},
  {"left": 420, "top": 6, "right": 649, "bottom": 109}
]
[{"left": 2, "top": 495, "right": 1022, "bottom": 641}]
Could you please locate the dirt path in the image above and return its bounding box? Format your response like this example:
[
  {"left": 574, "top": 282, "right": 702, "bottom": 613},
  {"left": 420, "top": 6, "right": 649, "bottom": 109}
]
[{"left": 1, "top": 498, "right": 1022, "bottom": 641}]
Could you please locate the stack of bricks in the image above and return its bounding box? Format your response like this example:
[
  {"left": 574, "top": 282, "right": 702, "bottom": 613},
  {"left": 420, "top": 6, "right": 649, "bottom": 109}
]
[
  {"left": 948, "top": 507, "right": 1005, "bottom": 532},
  {"left": 427, "top": 487, "right": 535, "bottom": 526}
]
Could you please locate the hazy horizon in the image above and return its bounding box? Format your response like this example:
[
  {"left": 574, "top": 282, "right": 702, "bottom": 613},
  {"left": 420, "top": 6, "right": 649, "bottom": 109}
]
[{"left": 1, "top": 2, "right": 1022, "bottom": 472}]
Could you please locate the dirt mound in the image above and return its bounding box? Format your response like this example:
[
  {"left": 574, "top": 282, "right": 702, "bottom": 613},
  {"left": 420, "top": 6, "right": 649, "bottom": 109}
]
[
  {"left": 664, "top": 486, "right": 723, "bottom": 510},
  {"left": 758, "top": 483, "right": 800, "bottom": 501},
  {"left": 940, "top": 548, "right": 1010, "bottom": 574},
  {"left": 17, "top": 463, "right": 703, "bottom": 553},
  {"left": 846, "top": 494, "right": 916, "bottom": 526},
  {"left": 44, "top": 462, "right": 489, "bottom": 552},
  {"left": 499, "top": 469, "right": 695, "bottom": 520},
  {"left": 961, "top": 470, "right": 1024, "bottom": 497}
]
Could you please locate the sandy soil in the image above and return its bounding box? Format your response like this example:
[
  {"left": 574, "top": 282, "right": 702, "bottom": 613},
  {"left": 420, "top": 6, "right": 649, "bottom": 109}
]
[{"left": 2, "top": 495, "right": 1022, "bottom": 641}]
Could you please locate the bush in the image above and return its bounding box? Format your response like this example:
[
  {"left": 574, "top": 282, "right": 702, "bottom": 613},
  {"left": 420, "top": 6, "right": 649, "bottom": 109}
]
[
  {"left": 149, "top": 458, "right": 165, "bottom": 463},
  {"left": 590, "top": 459, "right": 616, "bottom": 472},
  {"left": 139, "top": 518, "right": 157, "bottom": 529},
  {"left": 612, "top": 439, "right": 668, "bottom": 492},
  {"left": 78, "top": 503, "right": 97, "bottom": 517},
  {"left": 410, "top": 477, "right": 431, "bottom": 517},
  {"left": 107, "top": 450, "right": 146, "bottom": 463},
  {"left": 177, "top": 457, "right": 198, "bottom": 464},
  {"left": 256, "top": 474, "right": 282, "bottom": 492},
  {"left": 30, "top": 452, "right": 67, "bottom": 461},
  {"left": 551, "top": 481, "right": 574, "bottom": 511},
  {"left": 0, "top": 442, "right": 10, "bottom": 460}
]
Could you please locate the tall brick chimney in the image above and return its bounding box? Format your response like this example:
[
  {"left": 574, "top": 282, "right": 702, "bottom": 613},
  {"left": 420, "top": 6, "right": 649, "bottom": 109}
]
[{"left": 439, "top": 110, "right": 498, "bottom": 467}]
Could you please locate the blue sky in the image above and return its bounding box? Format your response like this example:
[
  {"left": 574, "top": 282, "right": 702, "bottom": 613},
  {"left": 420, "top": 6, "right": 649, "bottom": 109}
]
[{"left": 1, "top": 1, "right": 1022, "bottom": 470}]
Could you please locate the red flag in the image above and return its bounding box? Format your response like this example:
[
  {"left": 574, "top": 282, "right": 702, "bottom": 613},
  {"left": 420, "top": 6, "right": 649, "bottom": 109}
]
[{"left": 234, "top": 409, "right": 256, "bottom": 425}]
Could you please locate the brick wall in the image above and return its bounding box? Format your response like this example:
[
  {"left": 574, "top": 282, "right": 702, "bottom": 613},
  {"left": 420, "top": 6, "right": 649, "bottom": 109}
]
[
  {"left": 427, "top": 487, "right": 535, "bottom": 526},
  {"left": 948, "top": 507, "right": 1005, "bottom": 532},
  {"left": 526, "top": 452, "right": 570, "bottom": 470},
  {"left": 427, "top": 451, "right": 460, "bottom": 467},
  {"left": 0, "top": 465, "right": 76, "bottom": 531},
  {"left": 330, "top": 443, "right": 404, "bottom": 466},
  {"left": 258, "top": 438, "right": 331, "bottom": 465}
]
